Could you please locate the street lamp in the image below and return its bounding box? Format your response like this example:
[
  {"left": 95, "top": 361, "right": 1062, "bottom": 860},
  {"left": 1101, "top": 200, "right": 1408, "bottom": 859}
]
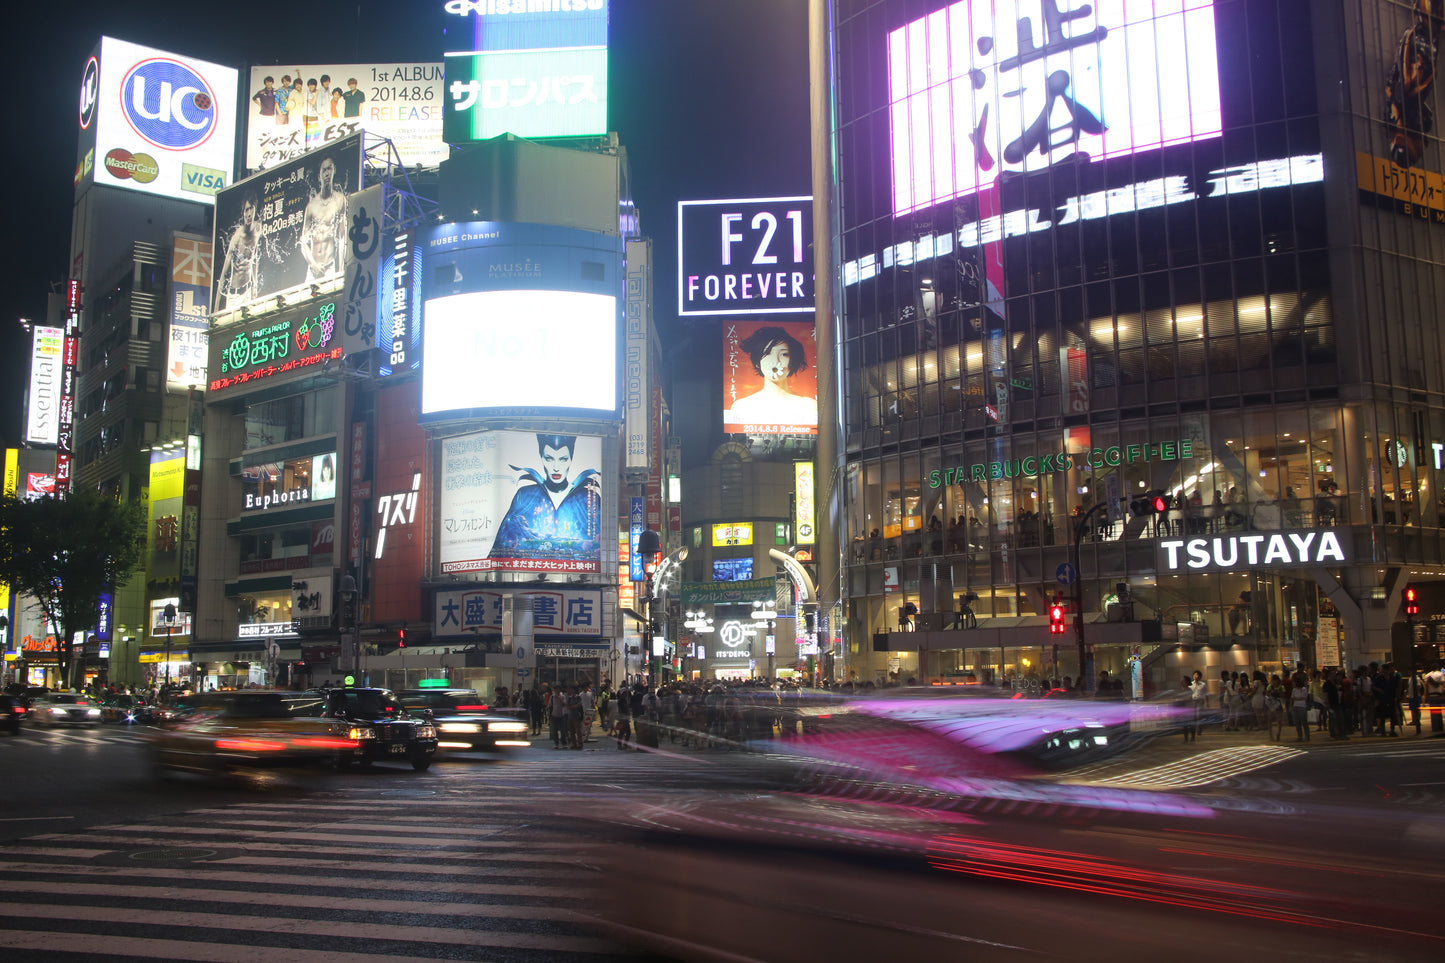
[
  {"left": 684, "top": 610, "right": 714, "bottom": 679},
  {"left": 638, "top": 530, "right": 661, "bottom": 684},
  {"left": 752, "top": 600, "right": 777, "bottom": 681},
  {"left": 162, "top": 603, "right": 176, "bottom": 689},
  {"left": 339, "top": 574, "right": 358, "bottom": 685}
]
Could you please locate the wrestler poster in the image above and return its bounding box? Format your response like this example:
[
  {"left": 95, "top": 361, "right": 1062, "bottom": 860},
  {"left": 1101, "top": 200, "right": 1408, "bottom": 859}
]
[
  {"left": 211, "top": 133, "right": 363, "bottom": 315},
  {"left": 439, "top": 430, "right": 603, "bottom": 575}
]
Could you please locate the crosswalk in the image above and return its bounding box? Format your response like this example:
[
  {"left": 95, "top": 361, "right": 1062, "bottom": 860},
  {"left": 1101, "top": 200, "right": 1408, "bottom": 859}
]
[
  {"left": 0, "top": 794, "right": 634, "bottom": 962},
  {"left": 1062, "top": 744, "right": 1305, "bottom": 790}
]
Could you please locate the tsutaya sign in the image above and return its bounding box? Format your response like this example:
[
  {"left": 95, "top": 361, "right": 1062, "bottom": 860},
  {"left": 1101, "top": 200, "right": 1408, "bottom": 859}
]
[
  {"left": 1158, "top": 529, "right": 1348, "bottom": 574},
  {"left": 929, "top": 439, "right": 1193, "bottom": 488}
]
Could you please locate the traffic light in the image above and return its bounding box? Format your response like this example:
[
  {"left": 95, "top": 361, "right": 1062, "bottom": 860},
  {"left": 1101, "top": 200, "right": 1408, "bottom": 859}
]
[
  {"left": 398, "top": 628, "right": 406, "bottom": 648},
  {"left": 1405, "top": 585, "right": 1419, "bottom": 620},
  {"left": 1130, "top": 490, "right": 1171, "bottom": 517},
  {"left": 1049, "top": 603, "right": 1066, "bottom": 634}
]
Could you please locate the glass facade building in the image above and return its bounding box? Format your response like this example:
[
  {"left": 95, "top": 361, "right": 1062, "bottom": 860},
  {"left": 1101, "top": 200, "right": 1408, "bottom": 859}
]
[{"left": 827, "top": 0, "right": 1445, "bottom": 687}]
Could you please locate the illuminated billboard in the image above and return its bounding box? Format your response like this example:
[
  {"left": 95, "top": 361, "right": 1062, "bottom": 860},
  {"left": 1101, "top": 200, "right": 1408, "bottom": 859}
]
[
  {"left": 438, "top": 430, "right": 603, "bottom": 575},
  {"left": 722, "top": 319, "right": 818, "bottom": 435},
  {"left": 888, "top": 0, "right": 1222, "bottom": 215},
  {"left": 712, "top": 523, "right": 753, "bottom": 547},
  {"left": 25, "top": 326, "right": 64, "bottom": 446},
  {"left": 85, "top": 36, "right": 238, "bottom": 203},
  {"left": 208, "top": 301, "right": 344, "bottom": 394},
  {"left": 212, "top": 133, "right": 364, "bottom": 316},
  {"left": 795, "top": 461, "right": 815, "bottom": 546},
  {"left": 442, "top": 0, "right": 609, "bottom": 141},
  {"left": 421, "top": 221, "right": 622, "bottom": 420},
  {"left": 168, "top": 233, "right": 211, "bottom": 387},
  {"left": 245, "top": 64, "right": 446, "bottom": 171},
  {"left": 678, "top": 197, "right": 814, "bottom": 316}
]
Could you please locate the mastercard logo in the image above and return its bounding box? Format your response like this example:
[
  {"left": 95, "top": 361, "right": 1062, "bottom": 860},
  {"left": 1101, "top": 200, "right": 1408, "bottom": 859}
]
[{"left": 104, "top": 148, "right": 159, "bottom": 184}]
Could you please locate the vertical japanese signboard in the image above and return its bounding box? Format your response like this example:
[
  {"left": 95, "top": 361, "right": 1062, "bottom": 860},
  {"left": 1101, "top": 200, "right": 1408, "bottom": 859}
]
[
  {"left": 55, "top": 281, "right": 81, "bottom": 494},
  {"left": 169, "top": 233, "right": 212, "bottom": 387}
]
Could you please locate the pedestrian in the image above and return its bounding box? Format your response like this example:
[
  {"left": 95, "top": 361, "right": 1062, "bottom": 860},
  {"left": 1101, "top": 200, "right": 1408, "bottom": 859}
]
[
  {"left": 1265, "top": 674, "right": 1288, "bottom": 741},
  {"left": 528, "top": 688, "right": 544, "bottom": 736},
  {"left": 1425, "top": 665, "right": 1445, "bottom": 736},
  {"left": 580, "top": 683, "right": 595, "bottom": 743},
  {"left": 567, "top": 687, "right": 584, "bottom": 749},
  {"left": 1406, "top": 668, "right": 1424, "bottom": 735},
  {"left": 1289, "top": 673, "right": 1311, "bottom": 742},
  {"left": 614, "top": 689, "right": 633, "bottom": 749},
  {"left": 1179, "top": 677, "right": 1196, "bottom": 742},
  {"left": 549, "top": 687, "right": 568, "bottom": 748},
  {"left": 1190, "top": 670, "right": 1208, "bottom": 735}
]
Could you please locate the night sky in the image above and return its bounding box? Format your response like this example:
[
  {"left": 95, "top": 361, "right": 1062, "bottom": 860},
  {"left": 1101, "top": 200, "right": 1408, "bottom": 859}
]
[{"left": 3, "top": 0, "right": 811, "bottom": 450}]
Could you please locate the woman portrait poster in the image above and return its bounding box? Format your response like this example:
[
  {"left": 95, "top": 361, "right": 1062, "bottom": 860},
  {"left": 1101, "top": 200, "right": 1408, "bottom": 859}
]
[{"left": 722, "top": 319, "right": 819, "bottom": 434}]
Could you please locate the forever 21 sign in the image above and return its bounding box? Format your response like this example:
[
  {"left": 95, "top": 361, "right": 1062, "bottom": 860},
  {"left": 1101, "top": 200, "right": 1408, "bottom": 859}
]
[{"left": 677, "top": 196, "right": 814, "bottom": 317}]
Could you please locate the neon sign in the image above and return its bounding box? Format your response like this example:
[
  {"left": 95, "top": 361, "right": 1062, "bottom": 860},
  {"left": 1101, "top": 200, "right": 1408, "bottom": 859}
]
[{"left": 210, "top": 302, "right": 341, "bottom": 392}]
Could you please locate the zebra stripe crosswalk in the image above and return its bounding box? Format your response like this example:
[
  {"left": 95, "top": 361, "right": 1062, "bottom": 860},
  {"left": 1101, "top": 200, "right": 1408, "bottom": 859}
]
[{"left": 0, "top": 792, "right": 628, "bottom": 962}]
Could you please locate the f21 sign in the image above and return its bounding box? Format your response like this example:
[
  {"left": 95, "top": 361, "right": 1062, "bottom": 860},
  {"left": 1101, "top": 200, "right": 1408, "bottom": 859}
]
[{"left": 678, "top": 196, "right": 813, "bottom": 317}]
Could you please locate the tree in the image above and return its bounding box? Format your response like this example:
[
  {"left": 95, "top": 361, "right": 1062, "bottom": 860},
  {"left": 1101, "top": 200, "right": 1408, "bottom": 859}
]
[{"left": 0, "top": 490, "right": 147, "bottom": 688}]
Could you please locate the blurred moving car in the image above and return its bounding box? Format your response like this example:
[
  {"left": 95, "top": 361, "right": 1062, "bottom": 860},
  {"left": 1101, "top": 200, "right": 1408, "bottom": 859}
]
[
  {"left": 28, "top": 693, "right": 103, "bottom": 728},
  {"left": 100, "top": 694, "right": 153, "bottom": 725},
  {"left": 150, "top": 690, "right": 371, "bottom": 774},
  {"left": 397, "top": 688, "right": 531, "bottom": 752},
  {"left": 0, "top": 694, "right": 26, "bottom": 734},
  {"left": 315, "top": 687, "right": 438, "bottom": 770}
]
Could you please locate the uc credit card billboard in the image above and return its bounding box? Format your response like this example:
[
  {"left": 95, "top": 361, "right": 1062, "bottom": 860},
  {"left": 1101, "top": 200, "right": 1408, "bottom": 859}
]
[
  {"left": 421, "top": 221, "right": 622, "bottom": 420},
  {"left": 82, "top": 36, "right": 238, "bottom": 203}
]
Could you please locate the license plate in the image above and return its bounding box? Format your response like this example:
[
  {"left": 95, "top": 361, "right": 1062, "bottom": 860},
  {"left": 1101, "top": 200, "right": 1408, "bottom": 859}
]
[{"left": 390, "top": 743, "right": 406, "bottom": 754}]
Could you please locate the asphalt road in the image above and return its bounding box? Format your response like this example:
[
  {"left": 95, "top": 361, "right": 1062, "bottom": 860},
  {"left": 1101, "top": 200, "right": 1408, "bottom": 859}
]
[{"left": 0, "top": 722, "right": 1442, "bottom": 961}]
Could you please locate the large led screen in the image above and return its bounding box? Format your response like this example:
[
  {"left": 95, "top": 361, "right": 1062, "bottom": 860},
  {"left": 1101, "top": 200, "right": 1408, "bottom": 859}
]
[
  {"left": 87, "top": 36, "right": 238, "bottom": 204},
  {"left": 212, "top": 134, "right": 364, "bottom": 315},
  {"left": 438, "top": 430, "right": 603, "bottom": 575},
  {"left": 245, "top": 64, "right": 446, "bottom": 171},
  {"left": 722, "top": 319, "right": 818, "bottom": 436},
  {"left": 442, "top": 0, "right": 608, "bottom": 141},
  {"left": 421, "top": 220, "right": 622, "bottom": 419},
  {"left": 888, "top": 0, "right": 1223, "bottom": 215},
  {"left": 422, "top": 290, "right": 616, "bottom": 415}
]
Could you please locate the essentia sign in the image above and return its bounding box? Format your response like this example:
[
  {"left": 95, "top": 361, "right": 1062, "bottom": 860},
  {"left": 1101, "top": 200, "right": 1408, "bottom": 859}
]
[{"left": 1158, "top": 529, "right": 1347, "bottom": 574}]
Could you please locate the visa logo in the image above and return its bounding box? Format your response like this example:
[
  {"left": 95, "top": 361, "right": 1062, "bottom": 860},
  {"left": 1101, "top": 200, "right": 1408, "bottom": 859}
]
[{"left": 181, "top": 163, "right": 226, "bottom": 195}]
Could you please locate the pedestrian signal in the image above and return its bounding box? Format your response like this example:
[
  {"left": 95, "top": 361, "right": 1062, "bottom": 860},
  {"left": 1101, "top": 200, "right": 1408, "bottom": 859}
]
[
  {"left": 1130, "top": 490, "right": 1170, "bottom": 516},
  {"left": 1049, "top": 604, "right": 1066, "bottom": 634},
  {"left": 1405, "top": 585, "right": 1419, "bottom": 618}
]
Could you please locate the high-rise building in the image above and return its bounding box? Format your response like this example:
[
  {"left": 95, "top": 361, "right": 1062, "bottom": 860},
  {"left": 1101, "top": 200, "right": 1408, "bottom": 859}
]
[{"left": 821, "top": 0, "right": 1445, "bottom": 688}]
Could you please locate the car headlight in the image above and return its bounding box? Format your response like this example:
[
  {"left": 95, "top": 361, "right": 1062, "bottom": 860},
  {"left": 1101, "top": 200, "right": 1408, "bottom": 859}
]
[
  {"left": 439, "top": 722, "right": 481, "bottom": 734},
  {"left": 49, "top": 707, "right": 67, "bottom": 715},
  {"left": 417, "top": 725, "right": 437, "bottom": 740},
  {"left": 347, "top": 726, "right": 375, "bottom": 741},
  {"left": 87, "top": 709, "right": 102, "bottom": 716},
  {"left": 489, "top": 721, "right": 529, "bottom": 734}
]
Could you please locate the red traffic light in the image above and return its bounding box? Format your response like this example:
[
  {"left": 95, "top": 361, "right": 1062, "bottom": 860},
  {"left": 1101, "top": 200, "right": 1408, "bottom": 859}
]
[
  {"left": 398, "top": 628, "right": 406, "bottom": 648},
  {"left": 1405, "top": 586, "right": 1419, "bottom": 617},
  {"left": 1049, "top": 604, "right": 1066, "bottom": 634},
  {"left": 1149, "top": 494, "right": 1169, "bottom": 513}
]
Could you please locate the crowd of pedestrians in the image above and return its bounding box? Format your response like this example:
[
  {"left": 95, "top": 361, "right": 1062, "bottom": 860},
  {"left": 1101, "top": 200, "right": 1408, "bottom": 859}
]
[
  {"left": 496, "top": 679, "right": 828, "bottom": 751},
  {"left": 1187, "top": 661, "right": 1441, "bottom": 742}
]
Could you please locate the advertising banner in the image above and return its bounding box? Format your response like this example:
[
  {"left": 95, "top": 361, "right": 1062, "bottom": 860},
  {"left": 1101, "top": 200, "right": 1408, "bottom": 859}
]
[
  {"left": 442, "top": 0, "right": 609, "bottom": 142},
  {"left": 887, "top": 0, "right": 1223, "bottom": 215},
  {"left": 339, "top": 185, "right": 383, "bottom": 357},
  {"left": 722, "top": 319, "right": 818, "bottom": 435},
  {"left": 377, "top": 231, "right": 422, "bottom": 377},
  {"left": 795, "top": 461, "right": 815, "bottom": 545},
  {"left": 681, "top": 579, "right": 777, "bottom": 606},
  {"left": 678, "top": 197, "right": 814, "bottom": 316},
  {"left": 629, "top": 496, "right": 645, "bottom": 583},
  {"left": 148, "top": 451, "right": 186, "bottom": 584},
  {"left": 85, "top": 36, "right": 238, "bottom": 204},
  {"left": 421, "top": 221, "right": 622, "bottom": 420},
  {"left": 25, "top": 326, "right": 63, "bottom": 446},
  {"left": 439, "top": 430, "right": 603, "bottom": 574},
  {"left": 208, "top": 299, "right": 346, "bottom": 394},
  {"left": 434, "top": 588, "right": 603, "bottom": 639},
  {"left": 624, "top": 238, "right": 651, "bottom": 470},
  {"left": 371, "top": 381, "right": 427, "bottom": 625},
  {"left": 212, "top": 133, "right": 363, "bottom": 316},
  {"left": 245, "top": 64, "right": 445, "bottom": 171},
  {"left": 168, "top": 233, "right": 212, "bottom": 387}
]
